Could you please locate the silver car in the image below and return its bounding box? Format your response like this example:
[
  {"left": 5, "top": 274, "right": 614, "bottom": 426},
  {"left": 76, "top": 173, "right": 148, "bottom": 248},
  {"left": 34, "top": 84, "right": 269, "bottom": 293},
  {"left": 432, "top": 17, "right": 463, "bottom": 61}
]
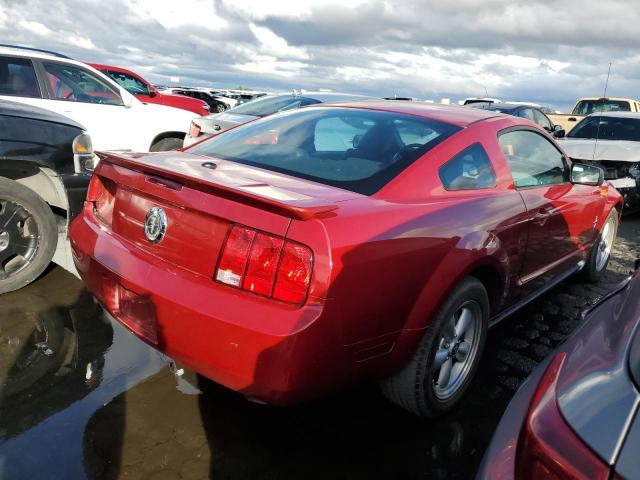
[{"left": 183, "top": 92, "right": 371, "bottom": 147}]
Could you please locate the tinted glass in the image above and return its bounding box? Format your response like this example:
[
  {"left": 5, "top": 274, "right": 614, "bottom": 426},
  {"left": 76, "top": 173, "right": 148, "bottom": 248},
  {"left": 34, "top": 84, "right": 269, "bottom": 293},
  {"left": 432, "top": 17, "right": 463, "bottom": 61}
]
[
  {"left": 499, "top": 130, "right": 568, "bottom": 188},
  {"left": 0, "top": 57, "right": 40, "bottom": 98},
  {"left": 574, "top": 100, "right": 631, "bottom": 115},
  {"left": 229, "top": 95, "right": 314, "bottom": 116},
  {"left": 533, "top": 109, "right": 552, "bottom": 130},
  {"left": 102, "top": 70, "right": 149, "bottom": 95},
  {"left": 189, "top": 108, "right": 461, "bottom": 195},
  {"left": 567, "top": 116, "right": 640, "bottom": 141},
  {"left": 439, "top": 143, "right": 497, "bottom": 190},
  {"left": 517, "top": 108, "right": 536, "bottom": 121},
  {"left": 43, "top": 62, "right": 123, "bottom": 106}
]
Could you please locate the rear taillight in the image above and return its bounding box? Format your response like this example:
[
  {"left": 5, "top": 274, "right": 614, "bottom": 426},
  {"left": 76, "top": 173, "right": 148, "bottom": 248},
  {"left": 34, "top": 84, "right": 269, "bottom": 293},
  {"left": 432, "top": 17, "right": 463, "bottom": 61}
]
[
  {"left": 86, "top": 175, "right": 116, "bottom": 227},
  {"left": 215, "top": 225, "right": 313, "bottom": 305},
  {"left": 516, "top": 353, "right": 610, "bottom": 480},
  {"left": 189, "top": 121, "right": 201, "bottom": 138}
]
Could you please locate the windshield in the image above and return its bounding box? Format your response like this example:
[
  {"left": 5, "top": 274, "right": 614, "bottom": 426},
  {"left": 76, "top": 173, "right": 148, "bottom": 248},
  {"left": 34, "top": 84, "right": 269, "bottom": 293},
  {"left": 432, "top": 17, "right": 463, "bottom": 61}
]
[
  {"left": 573, "top": 100, "right": 631, "bottom": 115},
  {"left": 567, "top": 116, "right": 640, "bottom": 141},
  {"left": 227, "top": 95, "right": 319, "bottom": 116},
  {"left": 188, "top": 107, "right": 460, "bottom": 195}
]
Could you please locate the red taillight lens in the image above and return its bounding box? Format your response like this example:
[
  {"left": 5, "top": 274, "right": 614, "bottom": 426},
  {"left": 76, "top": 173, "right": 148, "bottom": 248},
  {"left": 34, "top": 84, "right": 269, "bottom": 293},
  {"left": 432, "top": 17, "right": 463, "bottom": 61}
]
[
  {"left": 273, "top": 242, "right": 313, "bottom": 304},
  {"left": 215, "top": 225, "right": 313, "bottom": 305},
  {"left": 216, "top": 226, "right": 255, "bottom": 287},
  {"left": 516, "top": 353, "right": 610, "bottom": 480},
  {"left": 87, "top": 175, "right": 116, "bottom": 227},
  {"left": 243, "top": 233, "right": 284, "bottom": 296},
  {"left": 189, "top": 121, "right": 201, "bottom": 138}
]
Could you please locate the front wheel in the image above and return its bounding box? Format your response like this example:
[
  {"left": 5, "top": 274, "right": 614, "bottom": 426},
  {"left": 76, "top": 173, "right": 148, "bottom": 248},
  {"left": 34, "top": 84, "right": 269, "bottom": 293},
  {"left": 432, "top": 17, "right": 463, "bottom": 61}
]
[
  {"left": 381, "top": 277, "right": 488, "bottom": 417},
  {"left": 0, "top": 177, "right": 57, "bottom": 294},
  {"left": 582, "top": 208, "right": 619, "bottom": 282}
]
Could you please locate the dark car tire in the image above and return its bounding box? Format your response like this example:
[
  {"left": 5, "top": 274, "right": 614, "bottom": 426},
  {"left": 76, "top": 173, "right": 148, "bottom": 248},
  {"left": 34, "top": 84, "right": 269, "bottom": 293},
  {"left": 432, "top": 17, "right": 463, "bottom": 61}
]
[
  {"left": 0, "top": 177, "right": 58, "bottom": 294},
  {"left": 215, "top": 103, "right": 226, "bottom": 113},
  {"left": 150, "top": 137, "right": 184, "bottom": 152},
  {"left": 582, "top": 208, "right": 619, "bottom": 282},
  {"left": 381, "top": 277, "right": 489, "bottom": 417}
]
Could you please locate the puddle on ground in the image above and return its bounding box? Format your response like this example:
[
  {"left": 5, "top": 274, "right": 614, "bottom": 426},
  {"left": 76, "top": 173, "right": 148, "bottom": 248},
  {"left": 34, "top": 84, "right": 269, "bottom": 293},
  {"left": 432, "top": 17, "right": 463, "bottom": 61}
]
[{"left": 0, "top": 215, "right": 637, "bottom": 480}]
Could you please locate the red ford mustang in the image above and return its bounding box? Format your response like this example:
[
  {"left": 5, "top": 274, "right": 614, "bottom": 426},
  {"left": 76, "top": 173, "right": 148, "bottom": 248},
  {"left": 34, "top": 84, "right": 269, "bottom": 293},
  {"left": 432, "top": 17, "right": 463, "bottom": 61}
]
[{"left": 69, "top": 101, "right": 622, "bottom": 417}]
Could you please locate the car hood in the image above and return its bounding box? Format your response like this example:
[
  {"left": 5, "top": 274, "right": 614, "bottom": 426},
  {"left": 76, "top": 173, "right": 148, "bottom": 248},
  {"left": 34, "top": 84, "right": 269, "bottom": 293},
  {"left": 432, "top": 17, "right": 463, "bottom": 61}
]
[
  {"left": 560, "top": 139, "right": 640, "bottom": 162},
  {"left": 0, "top": 99, "right": 85, "bottom": 130}
]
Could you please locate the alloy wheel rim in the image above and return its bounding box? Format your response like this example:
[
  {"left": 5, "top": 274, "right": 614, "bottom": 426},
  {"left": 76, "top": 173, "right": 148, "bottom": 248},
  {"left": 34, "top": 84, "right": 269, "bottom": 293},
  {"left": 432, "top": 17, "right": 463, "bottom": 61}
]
[
  {"left": 0, "top": 200, "right": 40, "bottom": 280},
  {"left": 595, "top": 216, "right": 616, "bottom": 272},
  {"left": 431, "top": 301, "right": 482, "bottom": 401}
]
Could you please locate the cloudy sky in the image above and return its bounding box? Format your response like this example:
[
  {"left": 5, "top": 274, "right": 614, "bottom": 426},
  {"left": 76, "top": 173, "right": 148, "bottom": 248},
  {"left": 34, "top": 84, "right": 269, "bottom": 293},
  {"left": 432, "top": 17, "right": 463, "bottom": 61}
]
[{"left": 0, "top": 0, "right": 638, "bottom": 110}]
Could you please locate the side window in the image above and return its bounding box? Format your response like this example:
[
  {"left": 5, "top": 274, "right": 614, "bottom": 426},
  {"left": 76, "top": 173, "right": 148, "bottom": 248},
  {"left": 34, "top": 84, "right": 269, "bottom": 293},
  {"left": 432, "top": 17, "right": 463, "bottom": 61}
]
[
  {"left": 533, "top": 110, "right": 552, "bottom": 131},
  {"left": 0, "top": 56, "right": 41, "bottom": 98},
  {"left": 43, "top": 62, "right": 123, "bottom": 106},
  {"left": 499, "top": 130, "right": 568, "bottom": 188},
  {"left": 439, "top": 143, "right": 497, "bottom": 191},
  {"left": 103, "top": 70, "right": 149, "bottom": 95},
  {"left": 517, "top": 108, "right": 536, "bottom": 121}
]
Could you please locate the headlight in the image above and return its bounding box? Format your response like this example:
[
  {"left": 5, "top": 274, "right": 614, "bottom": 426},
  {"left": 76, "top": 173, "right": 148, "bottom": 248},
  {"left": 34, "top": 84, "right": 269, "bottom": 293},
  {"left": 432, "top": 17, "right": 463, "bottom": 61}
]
[{"left": 73, "top": 133, "right": 95, "bottom": 173}]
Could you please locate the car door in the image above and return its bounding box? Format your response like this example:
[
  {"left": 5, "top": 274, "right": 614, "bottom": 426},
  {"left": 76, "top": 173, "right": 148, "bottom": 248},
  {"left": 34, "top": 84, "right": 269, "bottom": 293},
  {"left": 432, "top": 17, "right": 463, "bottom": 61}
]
[
  {"left": 33, "top": 60, "right": 152, "bottom": 152},
  {"left": 498, "top": 129, "right": 605, "bottom": 290}
]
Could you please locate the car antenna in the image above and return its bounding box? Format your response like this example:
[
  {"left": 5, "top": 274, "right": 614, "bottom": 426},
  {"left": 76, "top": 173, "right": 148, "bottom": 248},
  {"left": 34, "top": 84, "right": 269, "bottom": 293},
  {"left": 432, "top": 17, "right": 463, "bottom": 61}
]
[{"left": 592, "top": 61, "right": 613, "bottom": 161}]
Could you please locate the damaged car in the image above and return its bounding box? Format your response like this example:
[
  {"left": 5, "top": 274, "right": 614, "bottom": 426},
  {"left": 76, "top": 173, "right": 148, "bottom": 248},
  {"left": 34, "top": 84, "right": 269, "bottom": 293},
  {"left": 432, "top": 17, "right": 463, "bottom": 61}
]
[{"left": 559, "top": 112, "right": 640, "bottom": 212}]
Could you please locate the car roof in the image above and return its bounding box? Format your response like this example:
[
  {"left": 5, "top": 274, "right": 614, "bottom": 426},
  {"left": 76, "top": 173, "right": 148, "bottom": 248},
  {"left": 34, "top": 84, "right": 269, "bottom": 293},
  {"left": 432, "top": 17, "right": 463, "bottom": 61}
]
[
  {"left": 586, "top": 111, "right": 640, "bottom": 118},
  {"left": 0, "top": 45, "right": 69, "bottom": 61},
  {"left": 316, "top": 100, "right": 500, "bottom": 127},
  {"left": 0, "top": 99, "right": 85, "bottom": 130},
  {"left": 577, "top": 97, "right": 639, "bottom": 102}
]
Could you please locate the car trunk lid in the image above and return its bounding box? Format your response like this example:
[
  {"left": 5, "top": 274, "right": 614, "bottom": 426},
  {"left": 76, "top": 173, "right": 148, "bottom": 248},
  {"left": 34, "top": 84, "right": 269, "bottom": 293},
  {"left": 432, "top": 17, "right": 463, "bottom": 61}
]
[{"left": 88, "top": 151, "right": 357, "bottom": 277}]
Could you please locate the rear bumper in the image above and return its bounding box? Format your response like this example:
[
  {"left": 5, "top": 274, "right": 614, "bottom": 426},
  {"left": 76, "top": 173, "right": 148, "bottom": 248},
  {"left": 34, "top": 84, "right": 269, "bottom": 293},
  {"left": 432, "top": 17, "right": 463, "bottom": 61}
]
[{"left": 69, "top": 205, "right": 346, "bottom": 405}]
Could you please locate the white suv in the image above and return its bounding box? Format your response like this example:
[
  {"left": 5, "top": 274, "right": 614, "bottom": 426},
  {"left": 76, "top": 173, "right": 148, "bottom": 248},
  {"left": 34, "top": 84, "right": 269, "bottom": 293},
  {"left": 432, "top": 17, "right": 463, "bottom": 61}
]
[{"left": 0, "top": 45, "right": 197, "bottom": 152}]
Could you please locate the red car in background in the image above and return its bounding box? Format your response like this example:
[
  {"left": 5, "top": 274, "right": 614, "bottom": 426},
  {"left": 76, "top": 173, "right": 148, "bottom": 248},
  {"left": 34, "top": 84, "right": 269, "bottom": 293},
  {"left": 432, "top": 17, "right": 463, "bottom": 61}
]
[
  {"left": 69, "top": 102, "right": 622, "bottom": 417},
  {"left": 89, "top": 63, "right": 209, "bottom": 116}
]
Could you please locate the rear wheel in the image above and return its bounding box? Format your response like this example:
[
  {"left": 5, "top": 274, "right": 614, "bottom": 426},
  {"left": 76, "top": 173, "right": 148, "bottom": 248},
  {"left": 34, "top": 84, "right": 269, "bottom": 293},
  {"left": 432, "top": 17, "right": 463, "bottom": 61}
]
[
  {"left": 0, "top": 177, "right": 57, "bottom": 294},
  {"left": 150, "top": 136, "right": 184, "bottom": 152},
  {"left": 381, "top": 277, "right": 489, "bottom": 417},
  {"left": 582, "top": 208, "right": 618, "bottom": 282},
  {"left": 215, "top": 103, "right": 226, "bottom": 113}
]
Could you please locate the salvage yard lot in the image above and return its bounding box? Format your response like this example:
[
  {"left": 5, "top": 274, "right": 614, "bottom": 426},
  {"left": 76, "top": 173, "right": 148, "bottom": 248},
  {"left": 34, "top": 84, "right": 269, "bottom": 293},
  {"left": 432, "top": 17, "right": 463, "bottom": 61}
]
[{"left": 1, "top": 214, "right": 637, "bottom": 480}]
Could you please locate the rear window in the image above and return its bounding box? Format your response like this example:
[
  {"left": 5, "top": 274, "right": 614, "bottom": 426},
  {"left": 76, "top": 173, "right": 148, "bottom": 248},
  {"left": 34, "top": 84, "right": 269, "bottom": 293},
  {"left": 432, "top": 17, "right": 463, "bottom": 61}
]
[
  {"left": 188, "top": 107, "right": 461, "bottom": 195},
  {"left": 573, "top": 100, "right": 631, "bottom": 115}
]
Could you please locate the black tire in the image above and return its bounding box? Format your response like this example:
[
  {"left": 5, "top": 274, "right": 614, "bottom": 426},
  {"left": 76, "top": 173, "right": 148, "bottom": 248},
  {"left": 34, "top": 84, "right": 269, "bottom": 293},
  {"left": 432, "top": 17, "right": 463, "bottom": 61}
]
[
  {"left": 150, "top": 136, "right": 184, "bottom": 152},
  {"left": 215, "top": 103, "right": 226, "bottom": 113},
  {"left": 0, "top": 177, "right": 57, "bottom": 294},
  {"left": 582, "top": 208, "right": 619, "bottom": 282},
  {"left": 381, "top": 277, "right": 489, "bottom": 417}
]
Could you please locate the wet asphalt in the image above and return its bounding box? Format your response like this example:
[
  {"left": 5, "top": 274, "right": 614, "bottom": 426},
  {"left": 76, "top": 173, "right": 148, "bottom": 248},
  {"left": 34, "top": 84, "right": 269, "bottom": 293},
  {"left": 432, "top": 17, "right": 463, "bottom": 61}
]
[{"left": 0, "top": 214, "right": 638, "bottom": 480}]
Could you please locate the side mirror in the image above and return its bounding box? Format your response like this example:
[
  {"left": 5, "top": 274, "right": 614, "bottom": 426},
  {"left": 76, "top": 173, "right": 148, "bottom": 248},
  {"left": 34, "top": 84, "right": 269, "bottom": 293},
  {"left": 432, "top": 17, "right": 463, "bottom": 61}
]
[
  {"left": 571, "top": 163, "right": 604, "bottom": 186},
  {"left": 148, "top": 86, "right": 158, "bottom": 98},
  {"left": 553, "top": 125, "right": 565, "bottom": 138},
  {"left": 352, "top": 134, "right": 363, "bottom": 148}
]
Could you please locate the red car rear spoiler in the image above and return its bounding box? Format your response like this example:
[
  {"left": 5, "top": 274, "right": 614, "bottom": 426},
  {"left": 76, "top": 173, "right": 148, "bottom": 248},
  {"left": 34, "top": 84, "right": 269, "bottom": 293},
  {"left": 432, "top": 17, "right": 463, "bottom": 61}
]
[{"left": 95, "top": 152, "right": 339, "bottom": 221}]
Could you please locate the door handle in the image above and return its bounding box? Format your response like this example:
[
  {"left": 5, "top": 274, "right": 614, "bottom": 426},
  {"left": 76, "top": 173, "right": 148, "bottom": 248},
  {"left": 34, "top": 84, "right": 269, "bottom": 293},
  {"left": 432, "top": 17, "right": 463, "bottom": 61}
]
[{"left": 568, "top": 117, "right": 576, "bottom": 121}]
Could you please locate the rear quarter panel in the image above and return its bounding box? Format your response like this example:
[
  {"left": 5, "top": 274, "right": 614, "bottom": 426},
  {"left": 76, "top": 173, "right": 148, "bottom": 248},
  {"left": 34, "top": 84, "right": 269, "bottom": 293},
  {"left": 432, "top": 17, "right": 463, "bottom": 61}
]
[{"left": 284, "top": 117, "right": 530, "bottom": 372}]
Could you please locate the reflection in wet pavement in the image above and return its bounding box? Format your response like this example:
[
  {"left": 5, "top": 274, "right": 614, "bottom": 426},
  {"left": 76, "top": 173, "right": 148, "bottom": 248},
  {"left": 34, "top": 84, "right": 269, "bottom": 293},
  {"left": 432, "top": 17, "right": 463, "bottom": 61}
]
[{"left": 0, "top": 215, "right": 638, "bottom": 480}]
